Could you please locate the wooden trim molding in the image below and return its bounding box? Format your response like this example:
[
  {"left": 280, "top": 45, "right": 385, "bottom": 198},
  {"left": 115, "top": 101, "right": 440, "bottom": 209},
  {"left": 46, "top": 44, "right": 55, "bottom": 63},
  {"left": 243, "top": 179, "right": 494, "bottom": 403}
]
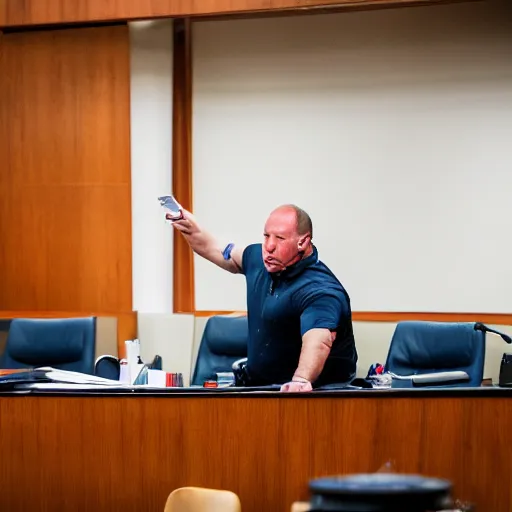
[
  {"left": 194, "top": 310, "right": 512, "bottom": 325},
  {"left": 172, "top": 18, "right": 195, "bottom": 314},
  {"left": 0, "top": 0, "right": 475, "bottom": 28},
  {"left": 116, "top": 312, "right": 138, "bottom": 359},
  {"left": 352, "top": 312, "right": 512, "bottom": 324}
]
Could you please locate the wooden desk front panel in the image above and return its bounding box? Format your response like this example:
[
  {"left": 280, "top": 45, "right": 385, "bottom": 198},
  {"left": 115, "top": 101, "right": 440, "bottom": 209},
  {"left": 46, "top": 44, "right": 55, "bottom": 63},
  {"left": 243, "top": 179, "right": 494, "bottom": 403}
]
[{"left": 0, "top": 395, "right": 509, "bottom": 511}]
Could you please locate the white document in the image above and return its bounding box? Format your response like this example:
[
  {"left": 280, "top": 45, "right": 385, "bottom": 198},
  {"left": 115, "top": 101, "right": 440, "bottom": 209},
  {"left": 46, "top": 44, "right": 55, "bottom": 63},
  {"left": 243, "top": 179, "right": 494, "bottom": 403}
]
[
  {"left": 16, "top": 383, "right": 131, "bottom": 391},
  {"left": 35, "top": 367, "right": 125, "bottom": 386}
]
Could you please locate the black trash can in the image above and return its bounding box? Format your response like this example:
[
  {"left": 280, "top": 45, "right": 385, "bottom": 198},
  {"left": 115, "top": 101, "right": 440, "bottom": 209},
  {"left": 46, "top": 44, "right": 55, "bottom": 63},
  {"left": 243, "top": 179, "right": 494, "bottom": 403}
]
[{"left": 309, "top": 473, "right": 452, "bottom": 512}]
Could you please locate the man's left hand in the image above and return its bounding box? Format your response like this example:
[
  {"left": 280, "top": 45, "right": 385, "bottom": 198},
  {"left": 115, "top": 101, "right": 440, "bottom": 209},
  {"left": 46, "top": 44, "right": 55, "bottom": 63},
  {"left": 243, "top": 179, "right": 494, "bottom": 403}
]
[{"left": 280, "top": 380, "right": 313, "bottom": 393}]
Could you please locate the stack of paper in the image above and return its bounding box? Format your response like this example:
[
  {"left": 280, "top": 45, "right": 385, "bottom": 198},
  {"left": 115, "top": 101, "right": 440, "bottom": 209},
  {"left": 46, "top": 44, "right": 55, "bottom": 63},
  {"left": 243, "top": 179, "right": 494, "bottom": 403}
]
[{"left": 0, "top": 366, "right": 130, "bottom": 391}]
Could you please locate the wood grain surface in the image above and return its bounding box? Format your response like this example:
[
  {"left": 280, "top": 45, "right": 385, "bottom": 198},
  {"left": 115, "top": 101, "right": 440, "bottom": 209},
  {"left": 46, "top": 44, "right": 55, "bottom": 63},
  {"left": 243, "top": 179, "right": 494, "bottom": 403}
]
[
  {"left": 0, "top": 25, "right": 132, "bottom": 315},
  {"left": 0, "top": 0, "right": 473, "bottom": 27},
  {"left": 0, "top": 394, "right": 509, "bottom": 511},
  {"left": 172, "top": 19, "right": 195, "bottom": 314}
]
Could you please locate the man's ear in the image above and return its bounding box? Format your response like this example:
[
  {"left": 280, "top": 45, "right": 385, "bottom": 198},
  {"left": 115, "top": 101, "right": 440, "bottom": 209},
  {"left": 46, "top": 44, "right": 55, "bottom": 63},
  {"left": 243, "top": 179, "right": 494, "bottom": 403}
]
[{"left": 298, "top": 234, "right": 311, "bottom": 248}]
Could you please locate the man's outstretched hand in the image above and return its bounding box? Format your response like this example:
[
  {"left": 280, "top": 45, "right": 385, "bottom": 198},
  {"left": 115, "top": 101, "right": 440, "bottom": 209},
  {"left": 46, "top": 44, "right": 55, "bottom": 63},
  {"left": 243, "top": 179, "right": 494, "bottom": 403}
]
[
  {"left": 167, "top": 209, "right": 199, "bottom": 236},
  {"left": 280, "top": 380, "right": 313, "bottom": 393}
]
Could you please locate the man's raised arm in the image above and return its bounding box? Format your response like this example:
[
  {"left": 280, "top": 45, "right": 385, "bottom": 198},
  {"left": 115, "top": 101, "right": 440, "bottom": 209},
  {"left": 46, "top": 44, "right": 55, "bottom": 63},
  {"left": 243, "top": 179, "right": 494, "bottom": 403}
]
[{"left": 170, "top": 209, "right": 245, "bottom": 274}]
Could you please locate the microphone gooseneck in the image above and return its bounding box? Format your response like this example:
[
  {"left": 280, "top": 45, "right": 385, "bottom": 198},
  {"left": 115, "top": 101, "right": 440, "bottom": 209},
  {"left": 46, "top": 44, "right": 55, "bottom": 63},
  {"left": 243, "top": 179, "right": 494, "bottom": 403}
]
[{"left": 474, "top": 322, "right": 512, "bottom": 344}]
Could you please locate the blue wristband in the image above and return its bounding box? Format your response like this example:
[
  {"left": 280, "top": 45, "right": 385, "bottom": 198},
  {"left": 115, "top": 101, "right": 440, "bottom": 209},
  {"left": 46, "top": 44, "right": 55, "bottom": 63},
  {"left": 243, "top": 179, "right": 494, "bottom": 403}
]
[{"left": 222, "top": 243, "right": 235, "bottom": 261}]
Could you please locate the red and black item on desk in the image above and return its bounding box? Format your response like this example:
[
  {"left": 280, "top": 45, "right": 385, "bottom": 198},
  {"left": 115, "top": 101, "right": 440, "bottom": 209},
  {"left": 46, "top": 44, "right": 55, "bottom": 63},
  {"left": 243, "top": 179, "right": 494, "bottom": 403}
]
[
  {"left": 307, "top": 473, "right": 456, "bottom": 512},
  {"left": 166, "top": 373, "right": 183, "bottom": 387},
  {"left": 202, "top": 372, "right": 235, "bottom": 388}
]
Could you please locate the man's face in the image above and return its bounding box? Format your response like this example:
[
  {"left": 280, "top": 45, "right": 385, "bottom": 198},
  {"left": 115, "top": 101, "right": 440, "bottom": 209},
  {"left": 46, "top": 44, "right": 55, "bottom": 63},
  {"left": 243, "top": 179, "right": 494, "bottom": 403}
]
[{"left": 262, "top": 208, "right": 303, "bottom": 273}]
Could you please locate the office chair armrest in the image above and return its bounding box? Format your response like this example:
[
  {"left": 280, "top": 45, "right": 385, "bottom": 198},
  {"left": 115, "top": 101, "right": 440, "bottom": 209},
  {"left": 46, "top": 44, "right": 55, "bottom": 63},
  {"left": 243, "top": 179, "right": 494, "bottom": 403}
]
[{"left": 390, "top": 370, "right": 470, "bottom": 386}]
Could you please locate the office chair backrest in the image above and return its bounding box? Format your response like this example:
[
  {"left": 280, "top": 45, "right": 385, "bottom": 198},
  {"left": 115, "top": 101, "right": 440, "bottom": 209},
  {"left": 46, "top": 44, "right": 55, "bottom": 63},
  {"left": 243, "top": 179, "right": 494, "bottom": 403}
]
[
  {"left": 164, "top": 486, "right": 241, "bottom": 512},
  {"left": 0, "top": 317, "right": 97, "bottom": 375},
  {"left": 385, "top": 321, "right": 485, "bottom": 387},
  {"left": 191, "top": 315, "right": 248, "bottom": 386}
]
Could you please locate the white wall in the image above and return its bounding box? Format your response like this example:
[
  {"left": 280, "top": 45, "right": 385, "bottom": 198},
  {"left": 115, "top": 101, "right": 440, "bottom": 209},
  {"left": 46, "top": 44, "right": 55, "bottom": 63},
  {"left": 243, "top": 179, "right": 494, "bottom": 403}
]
[
  {"left": 192, "top": 0, "right": 512, "bottom": 313},
  {"left": 130, "top": 20, "right": 174, "bottom": 314},
  {"left": 138, "top": 312, "right": 195, "bottom": 384},
  {"left": 126, "top": 10, "right": 512, "bottom": 384},
  {"left": 129, "top": 20, "right": 198, "bottom": 378}
]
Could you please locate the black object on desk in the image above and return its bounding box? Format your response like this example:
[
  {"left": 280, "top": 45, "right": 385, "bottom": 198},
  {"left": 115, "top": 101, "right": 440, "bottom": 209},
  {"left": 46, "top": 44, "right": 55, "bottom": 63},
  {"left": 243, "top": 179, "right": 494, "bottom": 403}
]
[
  {"left": 308, "top": 473, "right": 452, "bottom": 512},
  {"left": 499, "top": 353, "right": 512, "bottom": 387},
  {"left": 147, "top": 355, "right": 162, "bottom": 370},
  {"left": 94, "top": 355, "right": 120, "bottom": 380}
]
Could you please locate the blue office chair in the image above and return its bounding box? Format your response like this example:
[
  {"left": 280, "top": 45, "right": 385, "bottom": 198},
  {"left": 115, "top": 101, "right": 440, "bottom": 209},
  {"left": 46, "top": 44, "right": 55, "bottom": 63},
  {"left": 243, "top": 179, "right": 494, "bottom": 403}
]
[
  {"left": 191, "top": 316, "right": 248, "bottom": 386},
  {"left": 0, "top": 317, "right": 97, "bottom": 375},
  {"left": 385, "top": 321, "right": 485, "bottom": 388}
]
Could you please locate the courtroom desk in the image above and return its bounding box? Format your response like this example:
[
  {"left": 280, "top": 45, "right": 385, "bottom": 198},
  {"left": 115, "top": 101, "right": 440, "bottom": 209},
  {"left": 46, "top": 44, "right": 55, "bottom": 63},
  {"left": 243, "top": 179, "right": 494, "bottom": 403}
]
[{"left": 0, "top": 388, "right": 510, "bottom": 512}]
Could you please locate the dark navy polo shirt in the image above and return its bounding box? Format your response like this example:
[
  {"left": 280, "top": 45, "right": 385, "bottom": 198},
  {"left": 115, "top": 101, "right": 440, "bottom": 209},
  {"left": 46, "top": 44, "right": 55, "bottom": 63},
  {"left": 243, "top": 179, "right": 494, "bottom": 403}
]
[{"left": 241, "top": 243, "right": 357, "bottom": 387}]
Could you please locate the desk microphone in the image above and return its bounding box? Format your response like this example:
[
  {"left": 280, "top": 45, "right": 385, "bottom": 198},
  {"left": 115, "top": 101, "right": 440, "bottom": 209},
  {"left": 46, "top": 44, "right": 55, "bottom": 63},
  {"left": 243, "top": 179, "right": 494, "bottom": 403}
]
[{"left": 474, "top": 322, "right": 512, "bottom": 344}]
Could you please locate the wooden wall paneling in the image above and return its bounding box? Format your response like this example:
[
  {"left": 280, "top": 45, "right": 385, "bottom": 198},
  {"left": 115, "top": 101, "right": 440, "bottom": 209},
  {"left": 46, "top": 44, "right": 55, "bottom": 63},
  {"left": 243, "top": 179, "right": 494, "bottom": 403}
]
[
  {"left": 0, "top": 25, "right": 132, "bottom": 313},
  {"left": 116, "top": 311, "right": 138, "bottom": 358},
  {"left": 0, "top": 0, "right": 475, "bottom": 28},
  {"left": 0, "top": 395, "right": 509, "bottom": 511},
  {"left": 172, "top": 19, "right": 195, "bottom": 313}
]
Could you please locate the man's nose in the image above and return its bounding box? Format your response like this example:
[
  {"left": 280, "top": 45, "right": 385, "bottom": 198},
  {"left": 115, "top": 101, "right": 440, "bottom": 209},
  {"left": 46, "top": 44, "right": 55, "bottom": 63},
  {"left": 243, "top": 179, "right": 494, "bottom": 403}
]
[{"left": 265, "top": 238, "right": 276, "bottom": 252}]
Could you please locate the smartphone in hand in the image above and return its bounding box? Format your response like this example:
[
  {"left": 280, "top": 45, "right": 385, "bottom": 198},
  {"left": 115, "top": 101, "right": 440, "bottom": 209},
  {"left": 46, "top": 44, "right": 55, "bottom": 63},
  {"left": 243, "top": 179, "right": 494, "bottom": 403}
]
[{"left": 158, "top": 195, "right": 184, "bottom": 221}]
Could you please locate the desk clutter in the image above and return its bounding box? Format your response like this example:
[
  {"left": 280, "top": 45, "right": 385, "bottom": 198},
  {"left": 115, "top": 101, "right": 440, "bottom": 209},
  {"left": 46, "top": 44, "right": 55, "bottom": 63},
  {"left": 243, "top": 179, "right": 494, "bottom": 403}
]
[
  {"left": 0, "top": 318, "right": 510, "bottom": 393},
  {"left": 0, "top": 338, "right": 183, "bottom": 391},
  {"left": 120, "top": 338, "right": 183, "bottom": 387},
  {"left": 0, "top": 367, "right": 184, "bottom": 391}
]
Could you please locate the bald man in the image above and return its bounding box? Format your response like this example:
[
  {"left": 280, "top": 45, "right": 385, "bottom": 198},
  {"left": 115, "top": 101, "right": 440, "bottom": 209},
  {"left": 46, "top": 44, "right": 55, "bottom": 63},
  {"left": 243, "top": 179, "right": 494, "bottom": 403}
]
[{"left": 171, "top": 204, "right": 357, "bottom": 392}]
